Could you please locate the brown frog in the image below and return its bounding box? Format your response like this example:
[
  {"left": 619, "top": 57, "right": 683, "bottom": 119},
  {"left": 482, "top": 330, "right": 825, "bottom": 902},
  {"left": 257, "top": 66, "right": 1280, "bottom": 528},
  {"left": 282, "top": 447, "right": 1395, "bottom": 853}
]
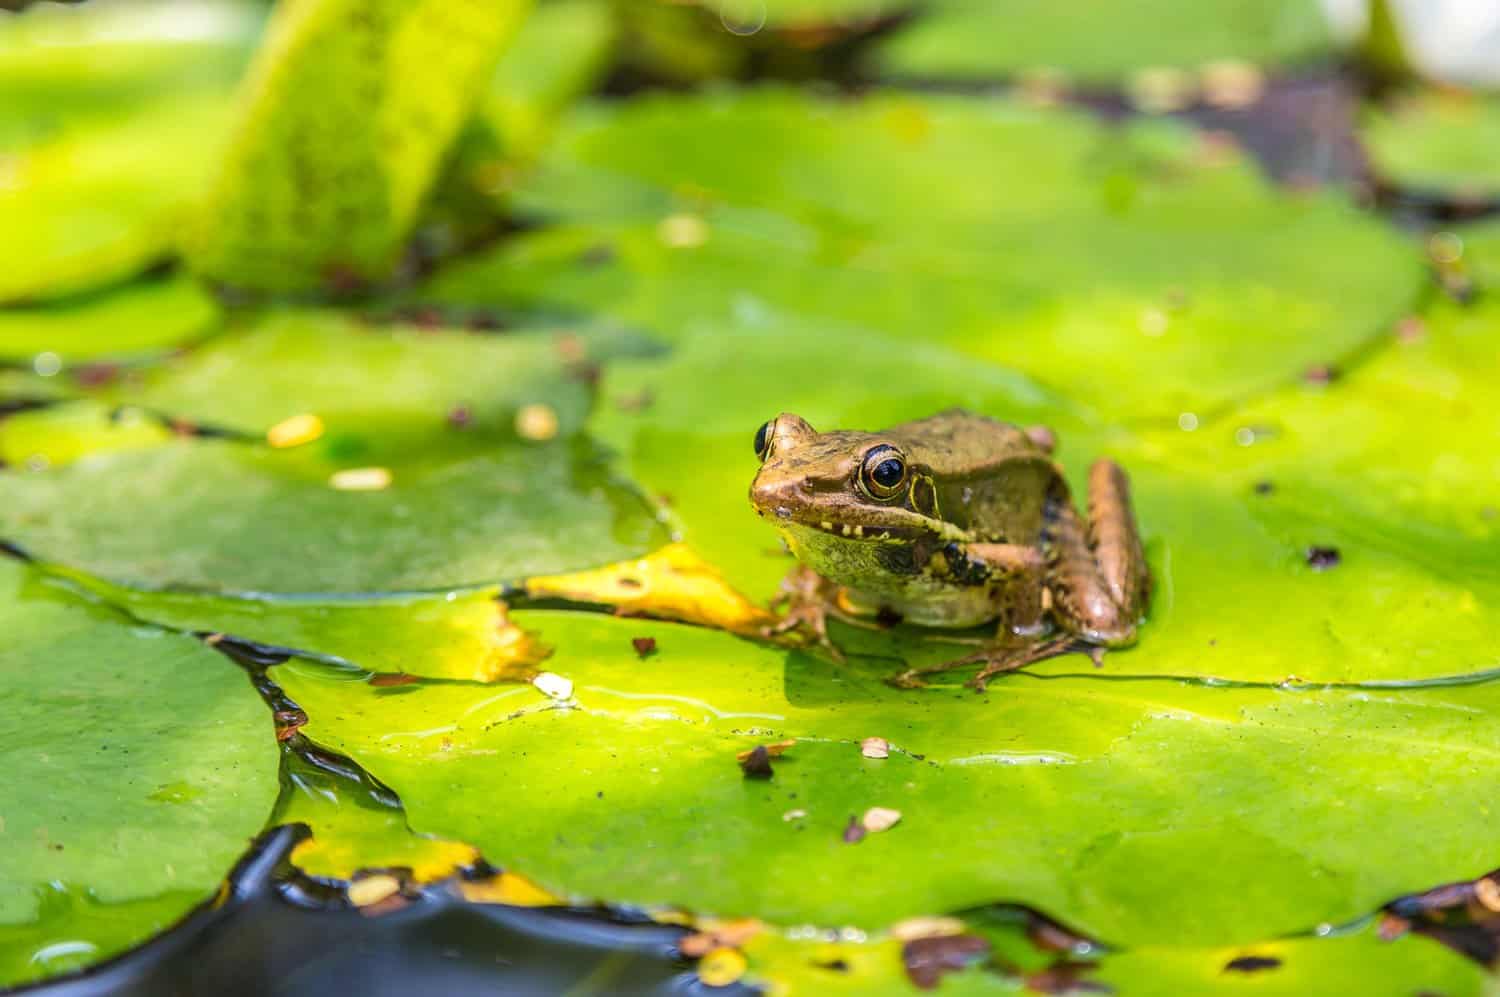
[{"left": 747, "top": 409, "right": 1150, "bottom": 688}]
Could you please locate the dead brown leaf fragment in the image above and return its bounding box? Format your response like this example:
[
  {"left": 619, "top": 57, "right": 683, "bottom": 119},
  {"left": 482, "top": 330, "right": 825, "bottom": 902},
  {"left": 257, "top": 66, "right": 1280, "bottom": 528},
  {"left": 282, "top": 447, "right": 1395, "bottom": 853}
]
[
  {"left": 369, "top": 672, "right": 418, "bottom": 687},
  {"left": 273, "top": 709, "right": 307, "bottom": 742},
  {"left": 679, "top": 918, "right": 764, "bottom": 958},
  {"left": 1223, "top": 955, "right": 1281, "bottom": 973},
  {"left": 524, "top": 544, "right": 774, "bottom": 634},
  {"left": 842, "top": 816, "right": 866, "bottom": 844},
  {"left": 632, "top": 636, "right": 657, "bottom": 658},
  {"left": 735, "top": 739, "right": 794, "bottom": 763},
  {"left": 1026, "top": 961, "right": 1111, "bottom": 994},
  {"left": 902, "top": 933, "right": 990, "bottom": 989}
]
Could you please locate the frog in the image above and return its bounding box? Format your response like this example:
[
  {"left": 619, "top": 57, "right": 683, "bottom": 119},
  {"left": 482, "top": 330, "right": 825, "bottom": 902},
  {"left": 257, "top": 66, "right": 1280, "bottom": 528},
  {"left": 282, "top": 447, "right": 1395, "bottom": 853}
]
[{"left": 747, "top": 409, "right": 1150, "bottom": 689}]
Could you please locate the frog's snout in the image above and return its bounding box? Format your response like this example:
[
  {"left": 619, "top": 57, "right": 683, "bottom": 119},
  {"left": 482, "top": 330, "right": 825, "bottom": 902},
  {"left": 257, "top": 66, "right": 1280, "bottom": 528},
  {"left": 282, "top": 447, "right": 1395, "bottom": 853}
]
[{"left": 749, "top": 472, "right": 805, "bottom": 522}]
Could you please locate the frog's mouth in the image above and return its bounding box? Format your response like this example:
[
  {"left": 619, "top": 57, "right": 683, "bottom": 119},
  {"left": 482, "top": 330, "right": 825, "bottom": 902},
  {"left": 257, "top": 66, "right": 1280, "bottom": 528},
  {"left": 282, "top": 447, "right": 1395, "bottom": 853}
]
[{"left": 754, "top": 504, "right": 964, "bottom": 544}]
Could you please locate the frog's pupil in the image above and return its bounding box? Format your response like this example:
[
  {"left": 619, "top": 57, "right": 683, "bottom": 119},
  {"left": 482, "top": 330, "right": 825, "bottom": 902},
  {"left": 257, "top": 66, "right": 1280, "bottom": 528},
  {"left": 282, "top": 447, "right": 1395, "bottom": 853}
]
[
  {"left": 754, "top": 421, "right": 771, "bottom": 458},
  {"left": 872, "top": 458, "right": 904, "bottom": 489}
]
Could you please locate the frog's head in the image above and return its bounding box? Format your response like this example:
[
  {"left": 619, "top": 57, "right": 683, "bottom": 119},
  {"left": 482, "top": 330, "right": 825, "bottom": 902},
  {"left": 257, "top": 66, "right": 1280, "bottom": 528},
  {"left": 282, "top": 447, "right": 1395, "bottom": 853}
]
[{"left": 747, "top": 413, "right": 959, "bottom": 547}]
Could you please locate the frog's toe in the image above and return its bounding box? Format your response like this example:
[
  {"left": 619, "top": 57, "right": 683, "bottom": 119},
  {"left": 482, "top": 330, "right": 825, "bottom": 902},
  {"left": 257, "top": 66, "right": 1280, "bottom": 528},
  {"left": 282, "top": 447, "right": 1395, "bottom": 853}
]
[{"left": 887, "top": 669, "right": 928, "bottom": 690}]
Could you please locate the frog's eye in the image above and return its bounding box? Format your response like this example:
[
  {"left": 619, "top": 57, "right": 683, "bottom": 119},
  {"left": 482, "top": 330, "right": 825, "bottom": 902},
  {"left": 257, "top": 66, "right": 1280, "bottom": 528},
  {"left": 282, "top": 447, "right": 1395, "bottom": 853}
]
[
  {"left": 753, "top": 420, "right": 774, "bottom": 462},
  {"left": 859, "top": 445, "right": 907, "bottom": 500}
]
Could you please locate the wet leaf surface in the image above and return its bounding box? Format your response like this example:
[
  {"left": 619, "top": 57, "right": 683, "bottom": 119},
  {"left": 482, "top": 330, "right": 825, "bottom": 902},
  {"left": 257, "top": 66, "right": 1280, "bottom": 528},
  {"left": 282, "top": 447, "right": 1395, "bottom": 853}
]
[
  {"left": 0, "top": 273, "right": 220, "bottom": 366},
  {"left": 0, "top": 557, "right": 278, "bottom": 985},
  {"left": 271, "top": 609, "right": 1500, "bottom": 947}
]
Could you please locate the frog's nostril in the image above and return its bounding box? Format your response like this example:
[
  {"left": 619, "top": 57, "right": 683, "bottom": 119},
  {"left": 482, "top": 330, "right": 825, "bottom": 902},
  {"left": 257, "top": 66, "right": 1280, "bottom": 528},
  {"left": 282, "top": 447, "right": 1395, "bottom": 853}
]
[{"left": 775, "top": 506, "right": 792, "bottom": 520}]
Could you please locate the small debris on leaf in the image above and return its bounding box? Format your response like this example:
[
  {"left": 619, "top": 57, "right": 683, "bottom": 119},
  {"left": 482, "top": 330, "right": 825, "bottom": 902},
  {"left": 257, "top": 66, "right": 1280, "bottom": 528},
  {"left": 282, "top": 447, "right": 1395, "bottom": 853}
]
[
  {"left": 1303, "top": 364, "right": 1339, "bottom": 385},
  {"left": 680, "top": 918, "right": 764, "bottom": 957},
  {"left": 1395, "top": 315, "right": 1427, "bottom": 343},
  {"left": 347, "top": 873, "right": 402, "bottom": 908},
  {"left": 273, "top": 710, "right": 307, "bottom": 742},
  {"left": 328, "top": 467, "right": 392, "bottom": 491},
  {"left": 842, "top": 816, "right": 866, "bottom": 844},
  {"left": 890, "top": 916, "right": 966, "bottom": 941},
  {"left": 1253, "top": 480, "right": 1275, "bottom": 496},
  {"left": 532, "top": 671, "right": 574, "bottom": 700},
  {"left": 782, "top": 809, "right": 807, "bottom": 822},
  {"left": 631, "top": 636, "right": 657, "bottom": 658},
  {"left": 658, "top": 213, "right": 709, "bottom": 249},
  {"left": 370, "top": 672, "right": 418, "bottom": 687},
  {"left": 1223, "top": 955, "right": 1282, "bottom": 973},
  {"left": 901, "top": 933, "right": 989, "bottom": 990},
  {"left": 696, "top": 946, "right": 747, "bottom": 988},
  {"left": 1027, "top": 961, "right": 1111, "bottom": 994},
  {"left": 1305, "top": 546, "right": 1341, "bottom": 571},
  {"left": 861, "top": 806, "right": 901, "bottom": 833},
  {"left": 446, "top": 405, "right": 473, "bottom": 428},
  {"left": 736, "top": 739, "right": 794, "bottom": 762},
  {"left": 267, "top": 413, "right": 325, "bottom": 449},
  {"left": 860, "top": 737, "right": 890, "bottom": 759},
  {"left": 514, "top": 403, "right": 559, "bottom": 441},
  {"left": 739, "top": 745, "right": 774, "bottom": 780}
]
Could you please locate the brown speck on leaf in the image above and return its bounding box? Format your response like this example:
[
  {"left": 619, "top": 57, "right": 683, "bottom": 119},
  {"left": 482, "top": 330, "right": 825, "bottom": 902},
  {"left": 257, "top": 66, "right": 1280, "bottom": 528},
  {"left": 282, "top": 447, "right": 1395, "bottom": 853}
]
[
  {"left": 1223, "top": 955, "right": 1281, "bottom": 973},
  {"left": 1306, "top": 546, "right": 1341, "bottom": 570},
  {"left": 842, "top": 815, "right": 866, "bottom": 844},
  {"left": 740, "top": 745, "right": 773, "bottom": 780},
  {"left": 1396, "top": 315, "right": 1427, "bottom": 343},
  {"left": 1254, "top": 480, "right": 1275, "bottom": 496},
  {"left": 1027, "top": 961, "right": 1111, "bottom": 994},
  {"left": 578, "top": 244, "right": 616, "bottom": 267},
  {"left": 74, "top": 363, "right": 120, "bottom": 388},
  {"left": 901, "top": 934, "right": 989, "bottom": 990},
  {"left": 446, "top": 405, "right": 473, "bottom": 429},
  {"left": 814, "top": 958, "right": 850, "bottom": 973},
  {"left": 555, "top": 334, "right": 587, "bottom": 364},
  {"left": 1303, "top": 364, "right": 1339, "bottom": 385},
  {"left": 631, "top": 637, "right": 657, "bottom": 658},
  {"left": 370, "top": 672, "right": 418, "bottom": 687}
]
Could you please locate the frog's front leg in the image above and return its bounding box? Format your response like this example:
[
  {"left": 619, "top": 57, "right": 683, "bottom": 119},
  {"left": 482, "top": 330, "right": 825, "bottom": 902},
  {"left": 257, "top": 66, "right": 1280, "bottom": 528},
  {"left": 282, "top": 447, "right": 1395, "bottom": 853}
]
[
  {"left": 1046, "top": 460, "right": 1150, "bottom": 646},
  {"left": 764, "top": 564, "right": 874, "bottom": 662}
]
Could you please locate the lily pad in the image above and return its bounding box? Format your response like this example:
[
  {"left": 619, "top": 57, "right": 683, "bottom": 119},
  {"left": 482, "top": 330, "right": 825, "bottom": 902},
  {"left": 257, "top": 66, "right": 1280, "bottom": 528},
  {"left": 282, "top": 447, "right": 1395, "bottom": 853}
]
[
  {"left": 1363, "top": 90, "right": 1500, "bottom": 200},
  {"left": 0, "top": 273, "right": 221, "bottom": 366},
  {"left": 0, "top": 435, "right": 666, "bottom": 595},
  {"left": 869, "top": 0, "right": 1334, "bottom": 84},
  {"left": 185, "top": 0, "right": 534, "bottom": 293},
  {"left": 0, "top": 400, "right": 173, "bottom": 469},
  {"left": 421, "top": 89, "right": 1421, "bottom": 422},
  {"left": 0, "top": 94, "right": 233, "bottom": 304},
  {"left": 0, "top": 557, "right": 279, "bottom": 987},
  {"left": 273, "top": 609, "right": 1500, "bottom": 947}
]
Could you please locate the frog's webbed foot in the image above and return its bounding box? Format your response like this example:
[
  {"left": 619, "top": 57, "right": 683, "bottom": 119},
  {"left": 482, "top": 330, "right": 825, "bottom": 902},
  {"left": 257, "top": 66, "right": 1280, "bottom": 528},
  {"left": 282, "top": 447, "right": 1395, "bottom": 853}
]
[
  {"left": 763, "top": 565, "right": 862, "bottom": 662},
  {"left": 888, "top": 635, "right": 1080, "bottom": 691}
]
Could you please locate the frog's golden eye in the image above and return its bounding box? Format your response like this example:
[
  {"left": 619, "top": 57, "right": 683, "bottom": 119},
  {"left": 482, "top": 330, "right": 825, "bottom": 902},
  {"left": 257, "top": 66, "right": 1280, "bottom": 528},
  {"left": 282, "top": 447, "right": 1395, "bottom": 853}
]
[
  {"left": 754, "top": 420, "right": 774, "bottom": 462},
  {"left": 859, "top": 445, "right": 907, "bottom": 500}
]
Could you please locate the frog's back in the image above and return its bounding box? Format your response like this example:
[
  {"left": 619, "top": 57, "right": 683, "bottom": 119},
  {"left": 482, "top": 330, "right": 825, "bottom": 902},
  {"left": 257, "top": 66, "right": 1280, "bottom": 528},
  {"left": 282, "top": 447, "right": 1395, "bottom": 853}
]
[{"left": 884, "top": 409, "right": 1060, "bottom": 542}]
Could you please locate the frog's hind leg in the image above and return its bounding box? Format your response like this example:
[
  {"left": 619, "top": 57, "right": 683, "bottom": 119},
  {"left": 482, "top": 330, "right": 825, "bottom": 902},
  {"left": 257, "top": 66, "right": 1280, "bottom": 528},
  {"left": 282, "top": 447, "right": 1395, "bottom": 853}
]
[{"left": 1047, "top": 460, "right": 1150, "bottom": 647}]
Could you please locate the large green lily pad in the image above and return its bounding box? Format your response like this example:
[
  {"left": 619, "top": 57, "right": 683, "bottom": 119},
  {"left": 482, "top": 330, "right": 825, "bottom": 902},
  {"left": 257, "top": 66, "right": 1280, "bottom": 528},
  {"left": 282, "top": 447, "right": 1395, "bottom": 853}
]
[
  {"left": 420, "top": 89, "right": 1421, "bottom": 422},
  {"left": 0, "top": 557, "right": 279, "bottom": 987},
  {"left": 868, "top": 0, "right": 1335, "bottom": 84},
  {"left": 272, "top": 609, "right": 1500, "bottom": 947}
]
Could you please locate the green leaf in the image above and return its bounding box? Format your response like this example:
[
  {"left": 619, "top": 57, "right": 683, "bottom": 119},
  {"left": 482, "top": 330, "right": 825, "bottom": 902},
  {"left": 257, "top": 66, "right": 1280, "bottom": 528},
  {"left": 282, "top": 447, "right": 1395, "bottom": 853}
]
[
  {"left": 186, "top": 0, "right": 535, "bottom": 293},
  {"left": 869, "top": 0, "right": 1334, "bottom": 84},
  {"left": 0, "top": 401, "right": 173, "bottom": 469},
  {"left": 0, "top": 557, "right": 279, "bottom": 986},
  {"left": 419, "top": 89, "right": 1421, "bottom": 422},
  {"left": 0, "top": 95, "right": 233, "bottom": 304},
  {"left": 0, "top": 273, "right": 220, "bottom": 365},
  {"left": 272, "top": 610, "right": 1500, "bottom": 946},
  {"left": 1363, "top": 90, "right": 1500, "bottom": 200}
]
